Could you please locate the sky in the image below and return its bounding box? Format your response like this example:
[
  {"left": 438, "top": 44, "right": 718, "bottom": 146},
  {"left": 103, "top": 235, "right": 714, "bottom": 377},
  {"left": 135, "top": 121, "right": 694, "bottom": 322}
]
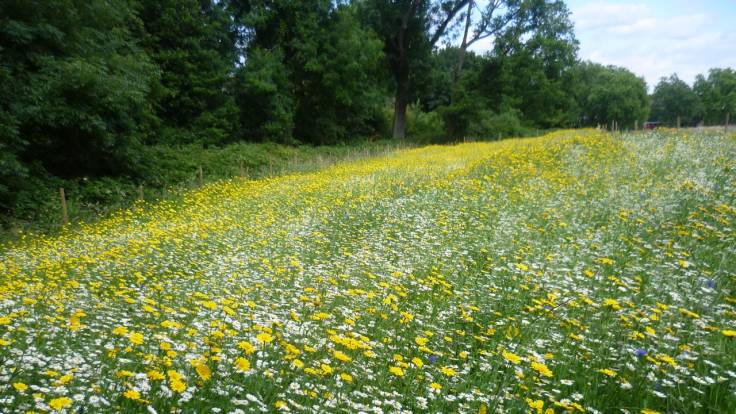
[{"left": 470, "top": 0, "right": 736, "bottom": 89}]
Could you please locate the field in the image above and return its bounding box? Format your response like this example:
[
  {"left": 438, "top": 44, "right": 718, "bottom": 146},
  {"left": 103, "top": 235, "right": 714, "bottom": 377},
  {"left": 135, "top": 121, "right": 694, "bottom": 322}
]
[{"left": 1, "top": 129, "right": 735, "bottom": 413}]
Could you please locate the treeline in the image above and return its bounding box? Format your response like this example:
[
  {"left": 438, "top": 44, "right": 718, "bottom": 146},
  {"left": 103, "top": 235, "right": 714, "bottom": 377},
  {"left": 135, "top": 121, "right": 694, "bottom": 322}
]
[
  {"left": 650, "top": 69, "right": 736, "bottom": 127},
  {"left": 1, "top": 0, "right": 734, "bottom": 222}
]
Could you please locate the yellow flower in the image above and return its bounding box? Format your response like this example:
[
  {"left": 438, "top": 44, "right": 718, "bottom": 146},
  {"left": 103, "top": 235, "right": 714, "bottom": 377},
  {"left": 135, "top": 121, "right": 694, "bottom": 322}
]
[
  {"left": 597, "top": 257, "right": 614, "bottom": 265},
  {"left": 123, "top": 389, "right": 141, "bottom": 401},
  {"left": 526, "top": 398, "right": 545, "bottom": 414},
  {"left": 167, "top": 370, "right": 183, "bottom": 381},
  {"left": 598, "top": 368, "right": 617, "bottom": 377},
  {"left": 321, "top": 363, "right": 333, "bottom": 374},
  {"left": 238, "top": 340, "right": 256, "bottom": 354},
  {"left": 256, "top": 332, "right": 274, "bottom": 344},
  {"left": 333, "top": 350, "right": 351, "bottom": 362},
  {"left": 49, "top": 397, "right": 72, "bottom": 411},
  {"left": 429, "top": 382, "right": 442, "bottom": 391},
  {"left": 112, "top": 326, "right": 128, "bottom": 336},
  {"left": 440, "top": 366, "right": 457, "bottom": 377},
  {"left": 656, "top": 354, "right": 677, "bottom": 368},
  {"left": 678, "top": 308, "right": 700, "bottom": 319},
  {"left": 340, "top": 372, "right": 353, "bottom": 382},
  {"left": 12, "top": 382, "right": 28, "bottom": 392},
  {"left": 415, "top": 336, "right": 428, "bottom": 346},
  {"left": 195, "top": 363, "right": 212, "bottom": 380},
  {"left": 722, "top": 330, "right": 736, "bottom": 337},
  {"left": 411, "top": 357, "right": 423, "bottom": 368},
  {"left": 389, "top": 366, "right": 405, "bottom": 377},
  {"left": 502, "top": 350, "right": 522, "bottom": 364},
  {"left": 275, "top": 400, "right": 289, "bottom": 410},
  {"left": 531, "top": 361, "right": 553, "bottom": 378},
  {"left": 641, "top": 410, "right": 661, "bottom": 414},
  {"left": 161, "top": 320, "right": 182, "bottom": 329},
  {"left": 147, "top": 370, "right": 165, "bottom": 381},
  {"left": 128, "top": 331, "right": 144, "bottom": 345},
  {"left": 603, "top": 298, "right": 621, "bottom": 310},
  {"left": 171, "top": 380, "right": 186, "bottom": 393},
  {"left": 234, "top": 357, "right": 251, "bottom": 372}
]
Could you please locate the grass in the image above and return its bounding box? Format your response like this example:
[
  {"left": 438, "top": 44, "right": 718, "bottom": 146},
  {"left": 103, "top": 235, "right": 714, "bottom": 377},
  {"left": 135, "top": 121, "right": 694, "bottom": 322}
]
[
  {"left": 1, "top": 139, "right": 410, "bottom": 242},
  {"left": 0, "top": 129, "right": 734, "bottom": 413}
]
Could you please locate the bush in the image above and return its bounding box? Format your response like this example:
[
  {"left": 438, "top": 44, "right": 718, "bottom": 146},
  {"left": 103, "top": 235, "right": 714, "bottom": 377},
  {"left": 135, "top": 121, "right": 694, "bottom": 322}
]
[
  {"left": 406, "top": 106, "right": 445, "bottom": 143},
  {"left": 468, "top": 109, "right": 527, "bottom": 139}
]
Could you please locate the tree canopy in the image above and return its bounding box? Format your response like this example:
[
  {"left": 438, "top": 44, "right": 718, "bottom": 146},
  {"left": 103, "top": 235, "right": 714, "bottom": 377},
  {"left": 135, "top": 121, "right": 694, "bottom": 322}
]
[{"left": 0, "top": 0, "right": 732, "bottom": 218}]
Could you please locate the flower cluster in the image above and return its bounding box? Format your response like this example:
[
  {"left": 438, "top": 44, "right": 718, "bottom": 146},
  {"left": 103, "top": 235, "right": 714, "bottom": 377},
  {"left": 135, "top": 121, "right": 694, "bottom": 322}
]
[{"left": 0, "top": 129, "right": 734, "bottom": 413}]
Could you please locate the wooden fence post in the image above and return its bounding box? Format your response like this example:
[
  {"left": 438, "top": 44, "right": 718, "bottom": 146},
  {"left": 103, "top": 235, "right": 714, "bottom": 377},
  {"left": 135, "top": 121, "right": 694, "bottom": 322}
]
[
  {"left": 635, "top": 120, "right": 639, "bottom": 131},
  {"left": 726, "top": 112, "right": 730, "bottom": 132},
  {"left": 197, "top": 166, "right": 203, "bottom": 186},
  {"left": 59, "top": 187, "right": 68, "bottom": 225},
  {"left": 138, "top": 185, "right": 144, "bottom": 201},
  {"left": 239, "top": 160, "right": 245, "bottom": 177},
  {"left": 269, "top": 156, "right": 273, "bottom": 176},
  {"left": 677, "top": 115, "right": 681, "bottom": 129}
]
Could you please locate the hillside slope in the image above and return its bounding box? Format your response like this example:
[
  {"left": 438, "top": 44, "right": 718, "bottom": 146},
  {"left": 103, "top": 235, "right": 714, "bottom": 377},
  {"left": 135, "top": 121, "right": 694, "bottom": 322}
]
[{"left": 1, "top": 130, "right": 735, "bottom": 413}]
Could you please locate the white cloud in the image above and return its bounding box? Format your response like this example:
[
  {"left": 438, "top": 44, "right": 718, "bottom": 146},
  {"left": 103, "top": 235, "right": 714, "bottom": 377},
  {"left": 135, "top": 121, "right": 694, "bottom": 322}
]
[{"left": 570, "top": 1, "right": 736, "bottom": 88}]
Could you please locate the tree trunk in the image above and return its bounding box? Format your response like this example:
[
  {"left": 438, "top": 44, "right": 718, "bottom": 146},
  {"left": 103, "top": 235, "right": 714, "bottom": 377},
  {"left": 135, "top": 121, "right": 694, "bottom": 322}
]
[
  {"left": 454, "top": 0, "right": 474, "bottom": 85},
  {"left": 392, "top": 79, "right": 409, "bottom": 139}
]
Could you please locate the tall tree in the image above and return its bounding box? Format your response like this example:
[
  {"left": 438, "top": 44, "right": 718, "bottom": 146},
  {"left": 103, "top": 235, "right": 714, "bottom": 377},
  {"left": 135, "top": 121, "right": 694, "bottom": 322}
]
[
  {"left": 473, "top": 0, "right": 577, "bottom": 128},
  {"left": 566, "top": 62, "right": 649, "bottom": 129},
  {"left": 136, "top": 0, "right": 238, "bottom": 145},
  {"left": 363, "top": 0, "right": 467, "bottom": 138},
  {"left": 232, "top": 0, "right": 385, "bottom": 144},
  {"left": 0, "top": 0, "right": 159, "bottom": 209},
  {"left": 694, "top": 68, "right": 736, "bottom": 126},
  {"left": 650, "top": 74, "right": 702, "bottom": 127},
  {"left": 364, "top": 0, "right": 573, "bottom": 139}
]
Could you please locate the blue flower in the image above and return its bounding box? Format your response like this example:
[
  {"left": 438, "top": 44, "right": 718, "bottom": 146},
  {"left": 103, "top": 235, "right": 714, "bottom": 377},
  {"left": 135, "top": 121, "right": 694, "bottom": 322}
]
[
  {"left": 635, "top": 348, "right": 647, "bottom": 358},
  {"left": 429, "top": 355, "right": 437, "bottom": 364}
]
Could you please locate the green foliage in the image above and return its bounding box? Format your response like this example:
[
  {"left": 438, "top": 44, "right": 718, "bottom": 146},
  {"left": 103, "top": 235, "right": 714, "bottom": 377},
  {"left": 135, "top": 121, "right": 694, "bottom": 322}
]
[
  {"left": 234, "top": 1, "right": 386, "bottom": 145},
  {"left": 0, "top": 0, "right": 158, "bottom": 210},
  {"left": 406, "top": 106, "right": 445, "bottom": 143},
  {"left": 234, "top": 48, "right": 295, "bottom": 144},
  {"left": 477, "top": 0, "right": 578, "bottom": 128},
  {"left": 566, "top": 61, "right": 650, "bottom": 129},
  {"left": 136, "top": 0, "right": 238, "bottom": 145},
  {"left": 694, "top": 68, "right": 736, "bottom": 125},
  {"left": 468, "top": 109, "right": 527, "bottom": 139},
  {"left": 650, "top": 74, "right": 703, "bottom": 126}
]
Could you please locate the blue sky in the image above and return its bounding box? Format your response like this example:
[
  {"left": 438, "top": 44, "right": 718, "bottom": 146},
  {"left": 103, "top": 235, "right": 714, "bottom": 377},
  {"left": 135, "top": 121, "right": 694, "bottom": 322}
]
[{"left": 470, "top": 1, "right": 736, "bottom": 89}]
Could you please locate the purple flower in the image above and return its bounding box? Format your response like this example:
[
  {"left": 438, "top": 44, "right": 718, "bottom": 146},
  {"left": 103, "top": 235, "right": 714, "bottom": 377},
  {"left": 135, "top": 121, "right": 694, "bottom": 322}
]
[
  {"left": 635, "top": 348, "right": 647, "bottom": 358},
  {"left": 705, "top": 279, "right": 715, "bottom": 289},
  {"left": 429, "top": 355, "right": 437, "bottom": 364}
]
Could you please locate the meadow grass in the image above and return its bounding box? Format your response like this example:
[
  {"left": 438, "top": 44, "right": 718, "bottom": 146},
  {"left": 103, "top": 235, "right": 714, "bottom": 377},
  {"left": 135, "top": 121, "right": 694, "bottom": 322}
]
[{"left": 0, "top": 129, "right": 735, "bottom": 413}]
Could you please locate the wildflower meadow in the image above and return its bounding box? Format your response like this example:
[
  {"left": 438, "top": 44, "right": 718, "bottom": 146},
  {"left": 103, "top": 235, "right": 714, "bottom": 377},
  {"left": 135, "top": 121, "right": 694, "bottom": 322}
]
[{"left": 1, "top": 129, "right": 735, "bottom": 413}]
